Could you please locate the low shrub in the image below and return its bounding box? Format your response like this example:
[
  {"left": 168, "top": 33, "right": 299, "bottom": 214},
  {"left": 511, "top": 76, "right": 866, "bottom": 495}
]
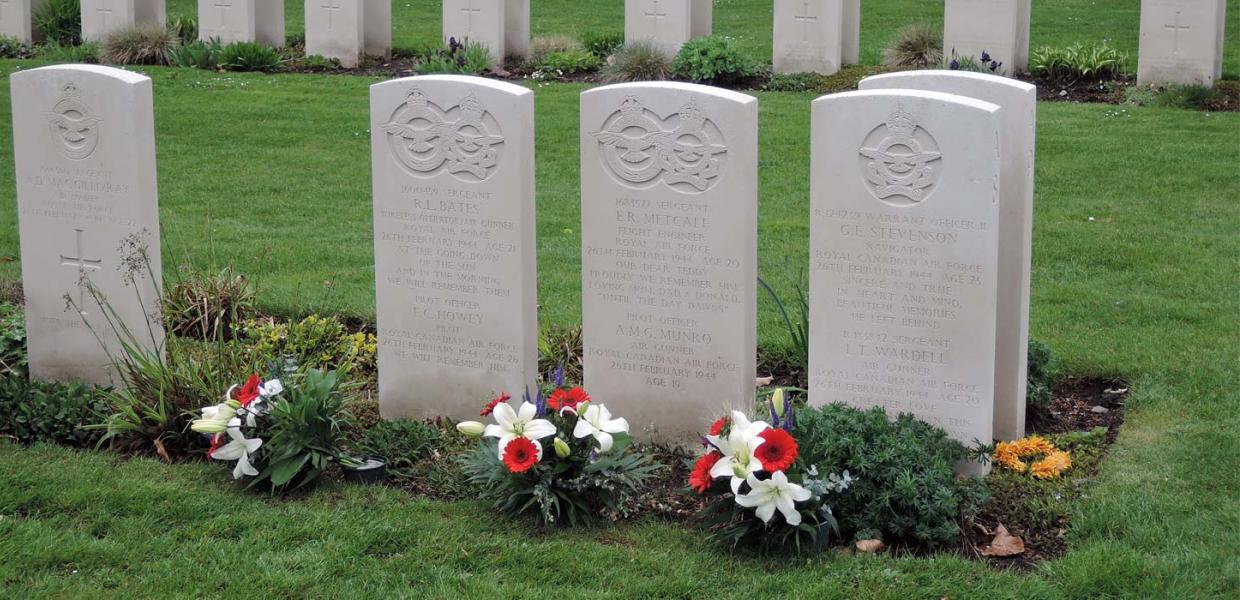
[
  {"left": 167, "top": 15, "right": 198, "bottom": 43},
  {"left": 1026, "top": 339, "right": 1054, "bottom": 407},
  {"left": 37, "top": 40, "right": 99, "bottom": 63},
  {"left": 354, "top": 418, "right": 444, "bottom": 483},
  {"left": 242, "top": 315, "right": 377, "bottom": 380},
  {"left": 163, "top": 264, "right": 257, "bottom": 341},
  {"left": 1153, "top": 84, "right": 1221, "bottom": 110},
  {"left": 0, "top": 378, "right": 108, "bottom": 447},
  {"left": 33, "top": 0, "right": 81, "bottom": 46},
  {"left": 531, "top": 49, "right": 602, "bottom": 77},
  {"left": 219, "top": 41, "right": 282, "bottom": 71},
  {"left": 416, "top": 37, "right": 492, "bottom": 75},
  {"left": 603, "top": 40, "right": 672, "bottom": 83},
  {"left": 530, "top": 35, "right": 582, "bottom": 62},
  {"left": 0, "top": 36, "right": 35, "bottom": 59},
  {"left": 765, "top": 72, "right": 825, "bottom": 93},
  {"left": 1030, "top": 41, "right": 1127, "bottom": 82},
  {"left": 883, "top": 23, "right": 941, "bottom": 68},
  {"left": 99, "top": 23, "right": 177, "bottom": 65},
  {"left": 673, "top": 35, "right": 756, "bottom": 85},
  {"left": 0, "top": 303, "right": 26, "bottom": 379},
  {"left": 580, "top": 31, "right": 624, "bottom": 59},
  {"left": 296, "top": 54, "right": 341, "bottom": 72},
  {"left": 795, "top": 403, "right": 988, "bottom": 547},
  {"left": 166, "top": 39, "right": 221, "bottom": 69}
]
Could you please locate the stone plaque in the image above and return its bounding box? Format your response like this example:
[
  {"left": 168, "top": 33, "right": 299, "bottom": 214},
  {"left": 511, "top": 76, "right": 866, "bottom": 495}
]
[
  {"left": 580, "top": 82, "right": 758, "bottom": 443},
  {"left": 773, "top": 0, "right": 843, "bottom": 75},
  {"left": 860, "top": 71, "right": 1036, "bottom": 441},
  {"left": 10, "top": 65, "right": 164, "bottom": 385},
  {"left": 371, "top": 75, "right": 537, "bottom": 422},
  {"left": 0, "top": 0, "right": 39, "bottom": 44},
  {"left": 809, "top": 89, "right": 1000, "bottom": 472},
  {"left": 1137, "top": 0, "right": 1227, "bottom": 86},
  {"left": 943, "top": 0, "right": 1031, "bottom": 74},
  {"left": 443, "top": 0, "right": 504, "bottom": 60},
  {"left": 305, "top": 0, "right": 363, "bottom": 67},
  {"left": 504, "top": 0, "right": 529, "bottom": 59},
  {"left": 625, "top": 0, "right": 692, "bottom": 57}
]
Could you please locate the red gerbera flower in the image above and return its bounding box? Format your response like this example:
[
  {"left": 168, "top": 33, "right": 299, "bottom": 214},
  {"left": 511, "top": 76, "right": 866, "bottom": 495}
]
[
  {"left": 547, "top": 387, "right": 590, "bottom": 412},
  {"left": 501, "top": 437, "right": 541, "bottom": 473},
  {"left": 480, "top": 393, "right": 511, "bottom": 416},
  {"left": 207, "top": 433, "right": 224, "bottom": 458},
  {"left": 233, "top": 374, "right": 261, "bottom": 406},
  {"left": 754, "top": 428, "right": 798, "bottom": 472},
  {"left": 689, "top": 451, "right": 722, "bottom": 494},
  {"left": 709, "top": 416, "right": 730, "bottom": 436}
]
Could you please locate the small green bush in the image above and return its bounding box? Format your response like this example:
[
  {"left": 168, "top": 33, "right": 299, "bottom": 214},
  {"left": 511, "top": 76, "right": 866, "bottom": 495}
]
[
  {"left": 296, "top": 54, "right": 341, "bottom": 72},
  {"left": 165, "top": 39, "right": 222, "bottom": 70},
  {"left": 1026, "top": 339, "right": 1054, "bottom": 407},
  {"left": 883, "top": 23, "right": 942, "bottom": 68},
  {"left": 603, "top": 40, "right": 672, "bottom": 83},
  {"left": 167, "top": 15, "right": 198, "bottom": 43},
  {"left": 0, "top": 303, "right": 28, "bottom": 379},
  {"left": 765, "top": 72, "right": 825, "bottom": 93},
  {"left": 673, "top": 35, "right": 756, "bottom": 85},
  {"left": 580, "top": 31, "right": 624, "bottom": 59},
  {"left": 99, "top": 24, "right": 177, "bottom": 65},
  {"left": 0, "top": 377, "right": 108, "bottom": 447},
  {"left": 1030, "top": 42, "right": 1127, "bottom": 82},
  {"left": 530, "top": 35, "right": 582, "bottom": 62},
  {"left": 219, "top": 41, "right": 282, "bottom": 71},
  {"left": 531, "top": 49, "right": 602, "bottom": 76},
  {"left": 795, "top": 403, "right": 988, "bottom": 547},
  {"left": 0, "top": 36, "right": 35, "bottom": 59},
  {"left": 33, "top": 0, "right": 81, "bottom": 46},
  {"left": 355, "top": 418, "right": 444, "bottom": 483},
  {"left": 37, "top": 40, "right": 99, "bottom": 63},
  {"left": 1153, "top": 84, "right": 1221, "bottom": 110},
  {"left": 242, "top": 315, "right": 377, "bottom": 379},
  {"left": 416, "top": 38, "right": 492, "bottom": 75},
  {"left": 163, "top": 264, "right": 257, "bottom": 340}
]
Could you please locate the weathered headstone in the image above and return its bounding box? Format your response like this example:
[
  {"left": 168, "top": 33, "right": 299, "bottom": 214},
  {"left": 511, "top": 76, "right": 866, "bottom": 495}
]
[
  {"left": 80, "top": 0, "right": 164, "bottom": 41},
  {"left": 690, "top": 0, "right": 711, "bottom": 38},
  {"left": 198, "top": 0, "right": 284, "bottom": 46},
  {"left": 1137, "top": 0, "right": 1227, "bottom": 86},
  {"left": 625, "top": 0, "right": 692, "bottom": 57},
  {"left": 580, "top": 82, "right": 758, "bottom": 443},
  {"left": 371, "top": 75, "right": 537, "bottom": 422},
  {"left": 10, "top": 65, "right": 163, "bottom": 385},
  {"left": 860, "top": 71, "right": 1036, "bottom": 442},
  {"left": 504, "top": 0, "right": 529, "bottom": 59},
  {"left": 773, "top": 0, "right": 843, "bottom": 75},
  {"left": 363, "top": 0, "right": 391, "bottom": 58},
  {"left": 809, "top": 89, "right": 1000, "bottom": 472},
  {"left": 842, "top": 0, "right": 859, "bottom": 64},
  {"left": 943, "top": 0, "right": 1031, "bottom": 74},
  {"left": 443, "top": 0, "right": 504, "bottom": 60},
  {"left": 305, "top": 0, "right": 363, "bottom": 67},
  {"left": 0, "top": 0, "right": 41, "bottom": 44}
]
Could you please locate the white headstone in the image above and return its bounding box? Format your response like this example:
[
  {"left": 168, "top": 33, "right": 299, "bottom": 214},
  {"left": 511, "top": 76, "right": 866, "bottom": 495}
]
[
  {"left": 860, "top": 71, "right": 1036, "bottom": 442},
  {"left": 200, "top": 0, "right": 281, "bottom": 46},
  {"left": 305, "top": 0, "right": 363, "bottom": 67},
  {"left": 443, "top": 0, "right": 504, "bottom": 61},
  {"left": 81, "top": 0, "right": 135, "bottom": 42},
  {"left": 363, "top": 0, "right": 391, "bottom": 58},
  {"left": 371, "top": 75, "right": 537, "bottom": 422},
  {"left": 134, "top": 0, "right": 163, "bottom": 28},
  {"left": 625, "top": 0, "right": 692, "bottom": 57},
  {"left": 809, "top": 89, "right": 1000, "bottom": 472},
  {"left": 943, "top": 0, "right": 1031, "bottom": 74},
  {"left": 842, "top": 0, "right": 859, "bottom": 64},
  {"left": 504, "top": 0, "right": 529, "bottom": 59},
  {"left": 773, "top": 0, "right": 843, "bottom": 75},
  {"left": 0, "top": 0, "right": 40, "bottom": 44},
  {"left": 690, "top": 0, "right": 711, "bottom": 38},
  {"left": 10, "top": 65, "right": 164, "bottom": 385},
  {"left": 580, "top": 82, "right": 758, "bottom": 443},
  {"left": 1137, "top": 0, "right": 1227, "bottom": 86}
]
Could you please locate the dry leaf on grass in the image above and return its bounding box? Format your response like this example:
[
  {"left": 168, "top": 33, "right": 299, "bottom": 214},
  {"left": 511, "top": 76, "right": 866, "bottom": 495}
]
[
  {"left": 855, "top": 539, "right": 885, "bottom": 553},
  {"left": 980, "top": 525, "right": 1025, "bottom": 557}
]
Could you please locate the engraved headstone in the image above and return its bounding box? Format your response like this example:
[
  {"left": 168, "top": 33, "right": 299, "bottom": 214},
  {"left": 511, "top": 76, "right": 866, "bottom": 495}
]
[
  {"left": 860, "top": 71, "right": 1036, "bottom": 441},
  {"left": 580, "top": 82, "right": 758, "bottom": 443},
  {"left": 773, "top": 0, "right": 843, "bottom": 75},
  {"left": 943, "top": 0, "right": 1031, "bottom": 74},
  {"left": 504, "top": 0, "right": 529, "bottom": 59},
  {"left": 371, "top": 75, "right": 537, "bottom": 422},
  {"left": 625, "top": 0, "right": 692, "bottom": 57},
  {"left": 363, "top": 0, "right": 391, "bottom": 58},
  {"left": 443, "top": 0, "right": 504, "bottom": 60},
  {"left": 10, "top": 65, "right": 163, "bottom": 385},
  {"left": 0, "top": 0, "right": 40, "bottom": 44},
  {"left": 82, "top": 0, "right": 167, "bottom": 42},
  {"left": 198, "top": 0, "right": 283, "bottom": 46},
  {"left": 305, "top": 0, "right": 363, "bottom": 67},
  {"left": 842, "top": 0, "right": 859, "bottom": 64},
  {"left": 809, "top": 89, "right": 1000, "bottom": 473},
  {"left": 1137, "top": 0, "right": 1227, "bottom": 86}
]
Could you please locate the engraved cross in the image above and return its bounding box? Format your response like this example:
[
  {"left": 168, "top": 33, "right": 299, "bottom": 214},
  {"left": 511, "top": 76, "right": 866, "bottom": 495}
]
[
  {"left": 644, "top": 0, "right": 667, "bottom": 22},
  {"left": 1163, "top": 9, "right": 1191, "bottom": 54},
  {"left": 60, "top": 229, "right": 102, "bottom": 312},
  {"left": 95, "top": 0, "right": 114, "bottom": 30},
  {"left": 794, "top": 1, "right": 817, "bottom": 42},
  {"left": 460, "top": 0, "right": 482, "bottom": 33},
  {"left": 321, "top": 0, "right": 342, "bottom": 29}
]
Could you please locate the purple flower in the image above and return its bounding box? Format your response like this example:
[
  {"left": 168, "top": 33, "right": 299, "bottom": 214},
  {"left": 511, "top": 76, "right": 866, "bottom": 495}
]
[
  {"left": 552, "top": 363, "right": 565, "bottom": 388},
  {"left": 990, "top": 60, "right": 1002, "bottom": 72},
  {"left": 980, "top": 51, "right": 991, "bottom": 63},
  {"left": 950, "top": 59, "right": 961, "bottom": 70}
]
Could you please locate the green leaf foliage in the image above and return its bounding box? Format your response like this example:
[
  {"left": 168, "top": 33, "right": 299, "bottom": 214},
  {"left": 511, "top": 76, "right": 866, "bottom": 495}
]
[
  {"left": 0, "top": 377, "right": 109, "bottom": 447},
  {"left": 672, "top": 35, "right": 756, "bottom": 85},
  {"left": 249, "top": 369, "right": 351, "bottom": 493}
]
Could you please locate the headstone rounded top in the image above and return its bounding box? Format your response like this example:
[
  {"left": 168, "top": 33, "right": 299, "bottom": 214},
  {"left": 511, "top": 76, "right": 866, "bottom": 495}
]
[
  {"left": 814, "top": 88, "right": 1001, "bottom": 116},
  {"left": 371, "top": 74, "right": 532, "bottom": 98},
  {"left": 12, "top": 64, "right": 151, "bottom": 85},
  {"left": 860, "top": 70, "right": 1036, "bottom": 94},
  {"left": 583, "top": 81, "right": 756, "bottom": 106}
]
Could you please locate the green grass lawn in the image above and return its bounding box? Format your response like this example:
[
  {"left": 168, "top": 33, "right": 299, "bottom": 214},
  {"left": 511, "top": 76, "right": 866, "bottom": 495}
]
[{"left": 162, "top": 0, "right": 1240, "bottom": 77}]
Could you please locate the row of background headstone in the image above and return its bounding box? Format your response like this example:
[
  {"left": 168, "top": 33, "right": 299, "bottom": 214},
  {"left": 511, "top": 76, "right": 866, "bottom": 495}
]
[{"left": 0, "top": 0, "right": 1226, "bottom": 82}]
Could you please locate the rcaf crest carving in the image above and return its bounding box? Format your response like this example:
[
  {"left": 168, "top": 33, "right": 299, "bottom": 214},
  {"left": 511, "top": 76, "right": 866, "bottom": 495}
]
[
  {"left": 380, "top": 88, "right": 504, "bottom": 182},
  {"left": 858, "top": 107, "right": 942, "bottom": 207},
  {"left": 592, "top": 96, "right": 727, "bottom": 193},
  {"left": 47, "top": 83, "right": 101, "bottom": 161}
]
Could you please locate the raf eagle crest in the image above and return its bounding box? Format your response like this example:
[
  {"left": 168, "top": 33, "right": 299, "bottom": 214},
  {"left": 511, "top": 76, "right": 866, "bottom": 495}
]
[
  {"left": 591, "top": 96, "right": 728, "bottom": 193},
  {"left": 380, "top": 88, "right": 505, "bottom": 182}
]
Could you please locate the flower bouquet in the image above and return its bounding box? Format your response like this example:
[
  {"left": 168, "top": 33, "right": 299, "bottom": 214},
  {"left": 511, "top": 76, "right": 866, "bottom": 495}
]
[
  {"left": 690, "top": 390, "right": 853, "bottom": 551},
  {"left": 458, "top": 375, "right": 661, "bottom": 526},
  {"left": 191, "top": 368, "right": 352, "bottom": 493}
]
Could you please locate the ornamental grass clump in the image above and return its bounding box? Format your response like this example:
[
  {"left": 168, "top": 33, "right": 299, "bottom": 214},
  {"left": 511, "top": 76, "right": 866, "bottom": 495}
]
[
  {"left": 100, "top": 24, "right": 178, "bottom": 65},
  {"left": 602, "top": 40, "right": 673, "bottom": 83},
  {"left": 458, "top": 371, "right": 661, "bottom": 526},
  {"left": 883, "top": 23, "right": 942, "bottom": 68}
]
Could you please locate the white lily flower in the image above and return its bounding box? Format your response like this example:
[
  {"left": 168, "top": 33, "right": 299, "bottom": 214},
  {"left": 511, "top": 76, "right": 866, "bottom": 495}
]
[
  {"left": 734, "top": 471, "right": 812, "bottom": 526},
  {"left": 705, "top": 410, "right": 770, "bottom": 494},
  {"left": 191, "top": 402, "right": 239, "bottom": 433},
  {"left": 572, "top": 404, "right": 629, "bottom": 453},
  {"left": 457, "top": 421, "right": 485, "bottom": 436},
  {"left": 483, "top": 401, "right": 556, "bottom": 459},
  {"left": 209, "top": 428, "right": 263, "bottom": 480},
  {"left": 260, "top": 379, "right": 284, "bottom": 397}
]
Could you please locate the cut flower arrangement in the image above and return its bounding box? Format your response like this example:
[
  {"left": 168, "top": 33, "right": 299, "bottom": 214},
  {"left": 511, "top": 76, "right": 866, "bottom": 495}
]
[
  {"left": 994, "top": 435, "right": 1073, "bottom": 479},
  {"left": 458, "top": 372, "right": 661, "bottom": 526},
  {"left": 691, "top": 390, "right": 854, "bottom": 551}
]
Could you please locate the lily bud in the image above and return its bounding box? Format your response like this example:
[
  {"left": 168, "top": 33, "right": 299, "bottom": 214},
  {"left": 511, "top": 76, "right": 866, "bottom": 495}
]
[
  {"left": 770, "top": 388, "right": 787, "bottom": 418},
  {"left": 456, "top": 421, "right": 485, "bottom": 436},
  {"left": 553, "top": 437, "right": 571, "bottom": 458}
]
